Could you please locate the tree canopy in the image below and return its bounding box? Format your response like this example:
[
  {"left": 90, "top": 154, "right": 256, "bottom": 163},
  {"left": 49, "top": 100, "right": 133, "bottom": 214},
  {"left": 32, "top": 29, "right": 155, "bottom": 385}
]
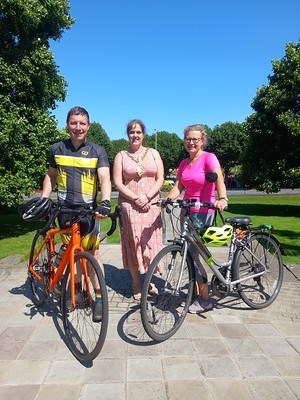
[
  {"left": 209, "top": 122, "right": 246, "bottom": 184},
  {"left": 0, "top": 0, "right": 73, "bottom": 206},
  {"left": 144, "top": 131, "right": 186, "bottom": 172},
  {"left": 241, "top": 41, "right": 300, "bottom": 192},
  {"left": 1, "top": 3, "right": 298, "bottom": 206},
  {"left": 87, "top": 122, "right": 114, "bottom": 165}
]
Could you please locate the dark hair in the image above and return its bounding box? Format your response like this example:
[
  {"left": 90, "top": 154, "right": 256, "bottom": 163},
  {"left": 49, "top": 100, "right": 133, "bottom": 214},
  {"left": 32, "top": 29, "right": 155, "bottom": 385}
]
[
  {"left": 66, "top": 106, "right": 90, "bottom": 124},
  {"left": 126, "top": 119, "right": 146, "bottom": 136}
]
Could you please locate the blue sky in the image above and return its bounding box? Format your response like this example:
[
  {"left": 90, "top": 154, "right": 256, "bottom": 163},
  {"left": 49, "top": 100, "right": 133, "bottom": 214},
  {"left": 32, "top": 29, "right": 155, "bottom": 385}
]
[{"left": 50, "top": 0, "right": 300, "bottom": 140}]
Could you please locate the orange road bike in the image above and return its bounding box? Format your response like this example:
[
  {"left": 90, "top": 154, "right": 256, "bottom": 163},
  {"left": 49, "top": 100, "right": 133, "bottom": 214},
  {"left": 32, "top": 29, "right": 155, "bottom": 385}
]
[{"left": 28, "top": 202, "right": 120, "bottom": 362}]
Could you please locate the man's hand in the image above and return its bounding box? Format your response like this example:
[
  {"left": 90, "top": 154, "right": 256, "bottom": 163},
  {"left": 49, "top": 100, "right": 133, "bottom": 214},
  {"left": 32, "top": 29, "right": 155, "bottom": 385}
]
[{"left": 95, "top": 200, "right": 111, "bottom": 219}]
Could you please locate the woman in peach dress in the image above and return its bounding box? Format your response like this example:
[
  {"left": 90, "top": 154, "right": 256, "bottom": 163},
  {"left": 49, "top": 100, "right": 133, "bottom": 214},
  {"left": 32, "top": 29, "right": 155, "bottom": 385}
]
[{"left": 113, "top": 119, "right": 164, "bottom": 301}]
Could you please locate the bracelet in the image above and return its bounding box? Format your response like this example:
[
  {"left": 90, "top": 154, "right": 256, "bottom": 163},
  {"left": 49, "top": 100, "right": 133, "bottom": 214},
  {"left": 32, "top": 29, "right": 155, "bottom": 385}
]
[
  {"left": 218, "top": 197, "right": 228, "bottom": 201},
  {"left": 146, "top": 194, "right": 151, "bottom": 202}
]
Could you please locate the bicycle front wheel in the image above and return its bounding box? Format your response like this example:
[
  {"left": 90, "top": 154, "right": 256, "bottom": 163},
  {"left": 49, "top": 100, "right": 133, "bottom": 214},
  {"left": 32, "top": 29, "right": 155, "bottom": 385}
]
[
  {"left": 28, "top": 230, "right": 50, "bottom": 307},
  {"left": 141, "top": 244, "right": 195, "bottom": 342},
  {"left": 61, "top": 251, "right": 108, "bottom": 362},
  {"left": 232, "top": 233, "right": 283, "bottom": 309}
]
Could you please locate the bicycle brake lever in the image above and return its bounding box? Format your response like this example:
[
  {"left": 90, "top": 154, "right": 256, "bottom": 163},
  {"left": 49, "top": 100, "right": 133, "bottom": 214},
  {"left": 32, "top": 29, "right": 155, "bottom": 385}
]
[{"left": 166, "top": 205, "right": 172, "bottom": 214}]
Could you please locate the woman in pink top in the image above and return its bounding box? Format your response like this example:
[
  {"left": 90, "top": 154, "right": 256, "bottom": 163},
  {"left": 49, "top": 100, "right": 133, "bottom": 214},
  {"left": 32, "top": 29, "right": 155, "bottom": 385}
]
[{"left": 167, "top": 124, "right": 228, "bottom": 314}]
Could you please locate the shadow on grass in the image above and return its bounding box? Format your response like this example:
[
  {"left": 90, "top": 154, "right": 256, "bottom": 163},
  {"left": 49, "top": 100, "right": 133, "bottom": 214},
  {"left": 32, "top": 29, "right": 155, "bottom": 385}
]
[
  {"left": 227, "top": 203, "right": 300, "bottom": 218},
  {"left": 0, "top": 207, "right": 45, "bottom": 240},
  {"left": 1, "top": 203, "right": 120, "bottom": 242},
  {"left": 224, "top": 204, "right": 300, "bottom": 260}
]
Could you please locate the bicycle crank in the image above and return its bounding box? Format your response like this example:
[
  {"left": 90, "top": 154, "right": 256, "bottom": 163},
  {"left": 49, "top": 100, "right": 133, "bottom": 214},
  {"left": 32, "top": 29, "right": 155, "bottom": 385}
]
[{"left": 211, "top": 274, "right": 230, "bottom": 298}]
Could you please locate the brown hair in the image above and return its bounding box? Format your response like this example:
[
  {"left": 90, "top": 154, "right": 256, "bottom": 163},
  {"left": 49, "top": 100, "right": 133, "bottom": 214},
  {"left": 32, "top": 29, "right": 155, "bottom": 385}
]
[{"left": 126, "top": 119, "right": 146, "bottom": 136}]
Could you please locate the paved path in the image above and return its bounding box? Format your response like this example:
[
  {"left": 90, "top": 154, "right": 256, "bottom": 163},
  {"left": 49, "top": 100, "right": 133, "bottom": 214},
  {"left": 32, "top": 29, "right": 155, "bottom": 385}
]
[{"left": 0, "top": 244, "right": 299, "bottom": 400}]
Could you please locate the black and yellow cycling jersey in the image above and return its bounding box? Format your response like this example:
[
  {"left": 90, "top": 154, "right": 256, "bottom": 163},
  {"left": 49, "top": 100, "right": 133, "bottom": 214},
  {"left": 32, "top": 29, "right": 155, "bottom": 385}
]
[{"left": 49, "top": 139, "right": 109, "bottom": 207}]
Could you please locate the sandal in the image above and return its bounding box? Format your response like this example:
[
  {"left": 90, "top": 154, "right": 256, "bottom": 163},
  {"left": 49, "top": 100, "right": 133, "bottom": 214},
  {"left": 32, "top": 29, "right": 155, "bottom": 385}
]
[
  {"left": 148, "top": 283, "right": 158, "bottom": 296},
  {"left": 132, "top": 285, "right": 142, "bottom": 302}
]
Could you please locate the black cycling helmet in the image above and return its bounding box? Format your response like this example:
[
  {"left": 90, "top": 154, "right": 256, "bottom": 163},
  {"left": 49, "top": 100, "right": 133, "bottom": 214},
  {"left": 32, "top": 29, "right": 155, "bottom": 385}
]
[{"left": 19, "top": 197, "right": 52, "bottom": 221}]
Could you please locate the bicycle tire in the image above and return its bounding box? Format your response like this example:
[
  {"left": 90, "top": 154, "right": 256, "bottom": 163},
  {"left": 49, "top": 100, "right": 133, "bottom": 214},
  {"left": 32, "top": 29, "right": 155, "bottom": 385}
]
[
  {"left": 141, "top": 244, "right": 195, "bottom": 342},
  {"left": 28, "top": 230, "right": 51, "bottom": 306},
  {"left": 232, "top": 233, "right": 283, "bottom": 309},
  {"left": 61, "top": 251, "right": 108, "bottom": 362}
]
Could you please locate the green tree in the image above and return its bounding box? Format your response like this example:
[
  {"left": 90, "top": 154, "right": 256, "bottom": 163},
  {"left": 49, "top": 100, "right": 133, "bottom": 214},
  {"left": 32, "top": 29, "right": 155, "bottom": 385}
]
[
  {"left": 144, "top": 131, "right": 185, "bottom": 173},
  {"left": 87, "top": 122, "right": 113, "bottom": 165},
  {"left": 111, "top": 138, "right": 129, "bottom": 162},
  {"left": 0, "top": 0, "right": 73, "bottom": 206},
  {"left": 209, "top": 122, "right": 246, "bottom": 184},
  {"left": 241, "top": 41, "right": 300, "bottom": 192}
]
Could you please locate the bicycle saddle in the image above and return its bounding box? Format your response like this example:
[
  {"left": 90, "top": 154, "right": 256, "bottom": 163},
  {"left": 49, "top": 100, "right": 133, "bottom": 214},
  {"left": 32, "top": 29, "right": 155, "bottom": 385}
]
[{"left": 225, "top": 216, "right": 252, "bottom": 226}]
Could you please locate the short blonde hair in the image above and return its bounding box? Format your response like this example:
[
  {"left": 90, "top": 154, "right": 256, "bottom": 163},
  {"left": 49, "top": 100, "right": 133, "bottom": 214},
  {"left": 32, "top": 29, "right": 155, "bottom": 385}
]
[{"left": 183, "top": 124, "right": 207, "bottom": 147}]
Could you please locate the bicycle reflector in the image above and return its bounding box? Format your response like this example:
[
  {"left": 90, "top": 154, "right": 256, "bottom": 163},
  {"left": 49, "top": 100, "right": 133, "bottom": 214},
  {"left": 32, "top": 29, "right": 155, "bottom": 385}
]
[{"left": 202, "top": 224, "right": 233, "bottom": 246}]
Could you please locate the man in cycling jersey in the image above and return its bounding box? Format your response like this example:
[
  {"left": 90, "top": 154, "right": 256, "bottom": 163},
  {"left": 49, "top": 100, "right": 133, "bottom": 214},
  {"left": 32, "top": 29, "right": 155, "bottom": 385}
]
[{"left": 41, "top": 106, "right": 111, "bottom": 322}]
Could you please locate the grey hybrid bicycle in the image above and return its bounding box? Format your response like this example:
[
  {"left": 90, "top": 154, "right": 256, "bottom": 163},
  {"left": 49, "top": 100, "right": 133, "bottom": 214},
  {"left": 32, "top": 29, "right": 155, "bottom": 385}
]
[{"left": 141, "top": 176, "right": 283, "bottom": 342}]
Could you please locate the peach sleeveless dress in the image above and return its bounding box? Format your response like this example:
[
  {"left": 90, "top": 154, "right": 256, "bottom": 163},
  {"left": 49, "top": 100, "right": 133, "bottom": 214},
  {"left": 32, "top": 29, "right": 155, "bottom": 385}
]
[{"left": 118, "top": 148, "right": 163, "bottom": 274}]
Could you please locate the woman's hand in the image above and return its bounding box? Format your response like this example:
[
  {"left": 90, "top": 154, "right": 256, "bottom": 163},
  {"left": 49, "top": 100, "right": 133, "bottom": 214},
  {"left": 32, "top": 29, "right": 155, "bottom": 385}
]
[
  {"left": 135, "top": 194, "right": 149, "bottom": 208},
  {"left": 215, "top": 198, "right": 228, "bottom": 212}
]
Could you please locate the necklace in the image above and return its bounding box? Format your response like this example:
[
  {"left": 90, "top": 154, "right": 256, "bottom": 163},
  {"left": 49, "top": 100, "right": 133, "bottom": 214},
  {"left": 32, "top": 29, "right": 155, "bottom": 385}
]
[{"left": 126, "top": 148, "right": 149, "bottom": 177}]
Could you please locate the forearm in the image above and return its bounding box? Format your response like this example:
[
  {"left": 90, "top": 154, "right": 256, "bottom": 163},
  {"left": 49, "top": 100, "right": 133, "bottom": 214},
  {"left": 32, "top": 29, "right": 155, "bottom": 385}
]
[
  {"left": 115, "top": 182, "right": 138, "bottom": 201},
  {"left": 166, "top": 185, "right": 181, "bottom": 200},
  {"left": 100, "top": 176, "right": 111, "bottom": 202},
  {"left": 216, "top": 180, "right": 227, "bottom": 199},
  {"left": 41, "top": 174, "right": 55, "bottom": 198},
  {"left": 144, "top": 177, "right": 164, "bottom": 201}
]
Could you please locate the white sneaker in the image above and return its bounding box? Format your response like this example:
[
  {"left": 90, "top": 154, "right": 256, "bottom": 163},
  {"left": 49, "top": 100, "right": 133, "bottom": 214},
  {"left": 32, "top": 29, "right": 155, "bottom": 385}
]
[{"left": 188, "top": 297, "right": 213, "bottom": 314}]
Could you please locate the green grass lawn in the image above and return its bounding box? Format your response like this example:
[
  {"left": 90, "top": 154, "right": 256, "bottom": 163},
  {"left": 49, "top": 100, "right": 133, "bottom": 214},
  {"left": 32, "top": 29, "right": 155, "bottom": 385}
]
[
  {"left": 0, "top": 195, "right": 299, "bottom": 265},
  {"left": 0, "top": 199, "right": 120, "bottom": 262},
  {"left": 222, "top": 195, "right": 300, "bottom": 265}
]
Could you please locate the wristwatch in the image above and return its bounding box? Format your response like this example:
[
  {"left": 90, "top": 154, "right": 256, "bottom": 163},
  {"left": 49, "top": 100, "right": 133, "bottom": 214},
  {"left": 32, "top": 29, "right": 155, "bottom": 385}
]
[{"left": 219, "top": 197, "right": 228, "bottom": 201}]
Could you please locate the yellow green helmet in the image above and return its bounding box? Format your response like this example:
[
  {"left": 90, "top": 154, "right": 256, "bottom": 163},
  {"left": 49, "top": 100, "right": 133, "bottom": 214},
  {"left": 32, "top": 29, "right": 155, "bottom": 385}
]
[{"left": 202, "top": 224, "right": 233, "bottom": 246}]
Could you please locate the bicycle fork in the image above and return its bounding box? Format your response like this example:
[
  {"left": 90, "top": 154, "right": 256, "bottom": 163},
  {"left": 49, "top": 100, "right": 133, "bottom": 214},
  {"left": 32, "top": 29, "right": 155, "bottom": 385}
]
[{"left": 164, "top": 242, "right": 189, "bottom": 296}]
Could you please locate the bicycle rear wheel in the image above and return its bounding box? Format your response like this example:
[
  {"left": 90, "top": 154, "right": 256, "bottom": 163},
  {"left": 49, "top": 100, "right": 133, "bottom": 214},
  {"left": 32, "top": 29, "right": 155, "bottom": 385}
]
[
  {"left": 61, "top": 251, "right": 108, "bottom": 362},
  {"left": 28, "top": 230, "right": 50, "bottom": 306},
  {"left": 232, "top": 233, "right": 283, "bottom": 309},
  {"left": 141, "top": 244, "right": 195, "bottom": 342}
]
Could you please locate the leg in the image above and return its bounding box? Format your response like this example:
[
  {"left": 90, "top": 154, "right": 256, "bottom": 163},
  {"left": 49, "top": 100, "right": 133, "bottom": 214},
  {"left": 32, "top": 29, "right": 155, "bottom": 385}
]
[
  {"left": 90, "top": 249, "right": 104, "bottom": 321},
  {"left": 130, "top": 266, "right": 142, "bottom": 301},
  {"left": 188, "top": 247, "right": 212, "bottom": 314},
  {"left": 81, "top": 215, "right": 106, "bottom": 321},
  {"left": 93, "top": 249, "right": 105, "bottom": 276},
  {"left": 194, "top": 256, "right": 209, "bottom": 300}
]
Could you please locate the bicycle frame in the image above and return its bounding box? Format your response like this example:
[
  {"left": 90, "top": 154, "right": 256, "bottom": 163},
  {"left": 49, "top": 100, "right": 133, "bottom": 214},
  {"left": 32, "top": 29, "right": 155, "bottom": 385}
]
[
  {"left": 141, "top": 194, "right": 284, "bottom": 344},
  {"left": 179, "top": 214, "right": 272, "bottom": 290},
  {"left": 28, "top": 221, "right": 90, "bottom": 309}
]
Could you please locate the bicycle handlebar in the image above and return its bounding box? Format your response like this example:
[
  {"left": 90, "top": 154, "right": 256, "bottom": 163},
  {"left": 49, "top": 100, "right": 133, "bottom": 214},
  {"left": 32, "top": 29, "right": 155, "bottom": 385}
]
[
  {"left": 153, "top": 198, "right": 218, "bottom": 210},
  {"left": 46, "top": 202, "right": 121, "bottom": 236},
  {"left": 106, "top": 205, "right": 121, "bottom": 236}
]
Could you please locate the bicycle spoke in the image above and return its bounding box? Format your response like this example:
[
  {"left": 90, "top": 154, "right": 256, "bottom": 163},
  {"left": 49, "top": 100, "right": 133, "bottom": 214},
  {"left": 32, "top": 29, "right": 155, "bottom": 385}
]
[
  {"left": 29, "top": 231, "right": 50, "bottom": 306},
  {"left": 235, "top": 233, "right": 283, "bottom": 308},
  {"left": 141, "top": 244, "right": 194, "bottom": 342},
  {"left": 61, "top": 251, "right": 108, "bottom": 362}
]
